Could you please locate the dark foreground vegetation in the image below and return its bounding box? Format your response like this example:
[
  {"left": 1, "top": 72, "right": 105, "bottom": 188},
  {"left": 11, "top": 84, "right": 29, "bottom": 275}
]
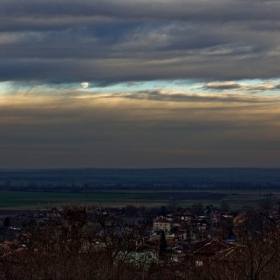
[{"left": 1, "top": 200, "right": 280, "bottom": 280}]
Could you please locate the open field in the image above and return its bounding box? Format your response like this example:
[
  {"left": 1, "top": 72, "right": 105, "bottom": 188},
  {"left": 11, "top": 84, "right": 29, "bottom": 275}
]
[
  {"left": 1, "top": 168, "right": 280, "bottom": 187},
  {"left": 0, "top": 168, "right": 279, "bottom": 211},
  {"left": 0, "top": 168, "right": 279, "bottom": 210},
  {"left": 1, "top": 189, "right": 280, "bottom": 210}
]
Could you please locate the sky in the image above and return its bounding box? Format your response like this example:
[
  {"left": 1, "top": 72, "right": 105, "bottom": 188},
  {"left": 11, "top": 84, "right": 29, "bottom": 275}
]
[{"left": 0, "top": 0, "right": 280, "bottom": 169}]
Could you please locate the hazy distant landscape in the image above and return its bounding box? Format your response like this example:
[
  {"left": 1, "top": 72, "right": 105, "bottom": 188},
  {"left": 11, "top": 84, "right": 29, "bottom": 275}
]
[
  {"left": 1, "top": 168, "right": 280, "bottom": 188},
  {"left": 0, "top": 168, "right": 279, "bottom": 209}
]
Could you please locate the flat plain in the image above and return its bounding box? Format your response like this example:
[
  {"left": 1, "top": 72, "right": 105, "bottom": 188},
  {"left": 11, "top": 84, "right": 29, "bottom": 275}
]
[
  {"left": 0, "top": 189, "right": 279, "bottom": 210},
  {"left": 0, "top": 168, "right": 279, "bottom": 209}
]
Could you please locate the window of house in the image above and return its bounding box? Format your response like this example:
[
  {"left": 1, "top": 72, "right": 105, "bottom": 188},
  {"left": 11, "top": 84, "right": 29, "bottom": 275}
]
[{"left": 196, "top": 260, "right": 203, "bottom": 266}]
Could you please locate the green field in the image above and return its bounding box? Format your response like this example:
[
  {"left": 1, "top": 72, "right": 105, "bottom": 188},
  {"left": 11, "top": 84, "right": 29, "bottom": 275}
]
[
  {"left": 0, "top": 168, "right": 279, "bottom": 210},
  {"left": 0, "top": 189, "right": 279, "bottom": 210},
  {"left": 0, "top": 191, "right": 135, "bottom": 209}
]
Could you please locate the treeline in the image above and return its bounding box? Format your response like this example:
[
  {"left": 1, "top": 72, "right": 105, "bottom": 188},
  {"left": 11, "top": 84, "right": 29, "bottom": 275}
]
[
  {"left": 0, "top": 182, "right": 279, "bottom": 192},
  {"left": 0, "top": 168, "right": 280, "bottom": 192}
]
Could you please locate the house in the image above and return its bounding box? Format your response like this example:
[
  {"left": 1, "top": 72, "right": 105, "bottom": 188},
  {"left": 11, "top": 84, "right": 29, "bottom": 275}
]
[
  {"left": 153, "top": 216, "right": 173, "bottom": 233},
  {"left": 190, "top": 238, "right": 234, "bottom": 267},
  {"left": 173, "top": 210, "right": 192, "bottom": 222}
]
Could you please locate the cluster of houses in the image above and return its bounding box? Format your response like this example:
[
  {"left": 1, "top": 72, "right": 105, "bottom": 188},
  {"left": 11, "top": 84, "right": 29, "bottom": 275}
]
[{"left": 0, "top": 204, "right": 279, "bottom": 273}]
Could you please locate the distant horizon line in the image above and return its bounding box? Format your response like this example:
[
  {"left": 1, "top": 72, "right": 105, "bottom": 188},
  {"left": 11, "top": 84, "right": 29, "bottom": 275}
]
[{"left": 0, "top": 167, "right": 280, "bottom": 171}]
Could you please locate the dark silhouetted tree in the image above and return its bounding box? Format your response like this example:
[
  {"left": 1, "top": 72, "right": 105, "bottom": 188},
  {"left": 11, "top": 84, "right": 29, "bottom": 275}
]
[
  {"left": 3, "top": 217, "right": 11, "bottom": 228},
  {"left": 159, "top": 230, "right": 167, "bottom": 258}
]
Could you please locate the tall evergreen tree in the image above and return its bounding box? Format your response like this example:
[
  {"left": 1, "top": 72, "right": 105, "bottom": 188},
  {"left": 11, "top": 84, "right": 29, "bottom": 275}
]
[
  {"left": 159, "top": 230, "right": 167, "bottom": 257},
  {"left": 4, "top": 216, "right": 11, "bottom": 228}
]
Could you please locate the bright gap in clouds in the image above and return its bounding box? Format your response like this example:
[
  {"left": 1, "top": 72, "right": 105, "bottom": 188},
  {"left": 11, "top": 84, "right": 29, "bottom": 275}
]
[
  {"left": 1, "top": 79, "right": 280, "bottom": 97},
  {"left": 81, "top": 82, "right": 89, "bottom": 89}
]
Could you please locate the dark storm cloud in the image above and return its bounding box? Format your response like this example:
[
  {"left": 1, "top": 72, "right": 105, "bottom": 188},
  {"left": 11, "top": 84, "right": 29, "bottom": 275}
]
[
  {"left": 204, "top": 83, "right": 242, "bottom": 90},
  {"left": 114, "top": 90, "right": 271, "bottom": 103},
  {"left": 204, "top": 82, "right": 280, "bottom": 91},
  {"left": 1, "top": 50, "right": 280, "bottom": 83},
  {"left": 1, "top": 0, "right": 280, "bottom": 83},
  {"left": 1, "top": 1, "right": 280, "bottom": 23}
]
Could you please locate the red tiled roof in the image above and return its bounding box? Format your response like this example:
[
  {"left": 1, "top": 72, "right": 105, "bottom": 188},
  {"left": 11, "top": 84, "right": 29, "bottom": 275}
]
[
  {"left": 167, "top": 240, "right": 178, "bottom": 247},
  {"left": 153, "top": 216, "right": 172, "bottom": 223},
  {"left": 192, "top": 239, "right": 233, "bottom": 255},
  {"left": 214, "top": 245, "right": 245, "bottom": 261},
  {"left": 174, "top": 210, "right": 192, "bottom": 216}
]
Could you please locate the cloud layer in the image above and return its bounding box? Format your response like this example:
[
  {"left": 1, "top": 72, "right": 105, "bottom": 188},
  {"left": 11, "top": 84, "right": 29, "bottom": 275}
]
[
  {"left": 1, "top": 0, "right": 280, "bottom": 168},
  {"left": 1, "top": 0, "right": 280, "bottom": 83},
  {"left": 0, "top": 89, "right": 280, "bottom": 168}
]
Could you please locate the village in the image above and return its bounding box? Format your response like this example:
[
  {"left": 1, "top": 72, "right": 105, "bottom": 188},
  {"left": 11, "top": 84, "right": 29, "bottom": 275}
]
[{"left": 0, "top": 201, "right": 280, "bottom": 279}]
